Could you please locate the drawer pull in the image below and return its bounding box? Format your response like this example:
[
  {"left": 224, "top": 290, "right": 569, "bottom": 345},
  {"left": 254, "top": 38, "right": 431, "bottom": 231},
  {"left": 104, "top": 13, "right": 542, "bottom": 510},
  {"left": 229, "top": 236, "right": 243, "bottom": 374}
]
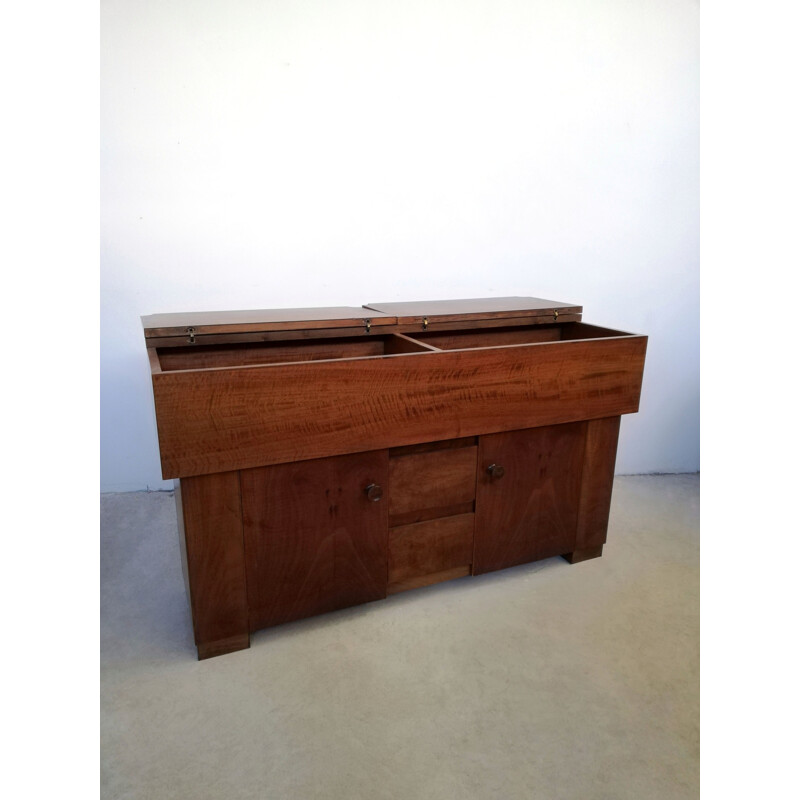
[
  {"left": 365, "top": 483, "right": 383, "bottom": 502},
  {"left": 487, "top": 464, "right": 505, "bottom": 479}
]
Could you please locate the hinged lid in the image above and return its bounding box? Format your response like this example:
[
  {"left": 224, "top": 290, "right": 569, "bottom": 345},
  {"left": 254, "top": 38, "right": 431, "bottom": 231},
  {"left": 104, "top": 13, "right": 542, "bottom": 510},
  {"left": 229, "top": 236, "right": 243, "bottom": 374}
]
[
  {"left": 142, "top": 306, "right": 396, "bottom": 343},
  {"left": 363, "top": 296, "right": 582, "bottom": 326}
]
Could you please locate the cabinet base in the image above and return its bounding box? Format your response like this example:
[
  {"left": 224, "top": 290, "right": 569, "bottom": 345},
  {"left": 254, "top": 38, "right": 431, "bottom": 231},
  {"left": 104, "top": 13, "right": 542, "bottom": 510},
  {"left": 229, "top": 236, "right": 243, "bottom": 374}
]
[
  {"left": 563, "top": 545, "right": 604, "bottom": 564},
  {"left": 197, "top": 633, "right": 250, "bottom": 660}
]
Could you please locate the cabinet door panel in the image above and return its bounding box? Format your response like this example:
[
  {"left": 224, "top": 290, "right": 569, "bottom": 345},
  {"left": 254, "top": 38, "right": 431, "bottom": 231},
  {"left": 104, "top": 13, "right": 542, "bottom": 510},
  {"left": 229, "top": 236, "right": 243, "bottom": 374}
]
[
  {"left": 241, "top": 450, "right": 388, "bottom": 630},
  {"left": 474, "top": 424, "right": 585, "bottom": 574}
]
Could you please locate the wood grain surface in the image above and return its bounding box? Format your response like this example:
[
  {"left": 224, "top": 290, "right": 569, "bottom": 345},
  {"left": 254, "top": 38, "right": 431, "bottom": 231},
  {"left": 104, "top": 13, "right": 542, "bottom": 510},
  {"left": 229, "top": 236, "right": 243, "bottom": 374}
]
[
  {"left": 143, "top": 298, "right": 582, "bottom": 341},
  {"left": 383, "top": 333, "right": 441, "bottom": 355},
  {"left": 571, "top": 416, "right": 621, "bottom": 553},
  {"left": 364, "top": 296, "right": 582, "bottom": 323},
  {"left": 151, "top": 333, "right": 646, "bottom": 479},
  {"left": 410, "top": 325, "right": 563, "bottom": 350},
  {"left": 563, "top": 545, "right": 604, "bottom": 564},
  {"left": 176, "top": 472, "right": 250, "bottom": 658},
  {"left": 472, "top": 424, "right": 586, "bottom": 574},
  {"left": 145, "top": 326, "right": 387, "bottom": 349},
  {"left": 389, "top": 446, "right": 477, "bottom": 516},
  {"left": 388, "top": 501, "right": 475, "bottom": 528},
  {"left": 156, "top": 334, "right": 435, "bottom": 371},
  {"left": 386, "top": 565, "right": 471, "bottom": 595},
  {"left": 144, "top": 315, "right": 583, "bottom": 349},
  {"left": 158, "top": 337, "right": 385, "bottom": 371},
  {"left": 142, "top": 306, "right": 395, "bottom": 338},
  {"left": 389, "top": 437, "right": 477, "bottom": 457},
  {"left": 390, "top": 314, "right": 583, "bottom": 336},
  {"left": 388, "top": 513, "right": 475, "bottom": 588},
  {"left": 241, "top": 450, "right": 389, "bottom": 631}
]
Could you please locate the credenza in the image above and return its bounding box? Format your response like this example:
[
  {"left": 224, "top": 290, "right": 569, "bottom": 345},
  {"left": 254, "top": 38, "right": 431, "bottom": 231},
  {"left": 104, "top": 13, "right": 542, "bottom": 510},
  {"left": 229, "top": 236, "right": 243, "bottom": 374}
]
[{"left": 142, "top": 297, "right": 647, "bottom": 659}]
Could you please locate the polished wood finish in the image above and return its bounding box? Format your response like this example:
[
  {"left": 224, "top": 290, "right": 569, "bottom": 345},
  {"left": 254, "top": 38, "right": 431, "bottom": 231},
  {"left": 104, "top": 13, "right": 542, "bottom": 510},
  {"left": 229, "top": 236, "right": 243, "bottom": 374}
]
[
  {"left": 412, "top": 325, "right": 563, "bottom": 350},
  {"left": 151, "top": 333, "right": 645, "bottom": 479},
  {"left": 387, "top": 565, "right": 472, "bottom": 595},
  {"left": 156, "top": 334, "right": 433, "bottom": 371},
  {"left": 143, "top": 297, "right": 646, "bottom": 658},
  {"left": 147, "top": 346, "right": 162, "bottom": 374},
  {"left": 241, "top": 450, "right": 389, "bottom": 631},
  {"left": 390, "top": 437, "right": 477, "bottom": 457},
  {"left": 563, "top": 545, "right": 604, "bottom": 564},
  {"left": 158, "top": 337, "right": 384, "bottom": 370},
  {"left": 142, "top": 306, "right": 395, "bottom": 340},
  {"left": 384, "top": 333, "right": 441, "bottom": 354},
  {"left": 389, "top": 501, "right": 475, "bottom": 528},
  {"left": 173, "top": 481, "right": 191, "bottom": 603},
  {"left": 145, "top": 313, "right": 583, "bottom": 350},
  {"left": 389, "top": 446, "right": 478, "bottom": 517},
  {"left": 364, "top": 296, "right": 581, "bottom": 324},
  {"left": 197, "top": 634, "right": 251, "bottom": 660},
  {"left": 143, "top": 297, "right": 583, "bottom": 344},
  {"left": 175, "top": 472, "right": 250, "bottom": 658},
  {"left": 388, "top": 513, "right": 475, "bottom": 590},
  {"left": 574, "top": 417, "right": 621, "bottom": 552},
  {"left": 473, "top": 423, "right": 586, "bottom": 575},
  {"left": 561, "top": 322, "right": 628, "bottom": 341},
  {"left": 392, "top": 313, "right": 582, "bottom": 335},
  {"left": 146, "top": 326, "right": 382, "bottom": 349}
]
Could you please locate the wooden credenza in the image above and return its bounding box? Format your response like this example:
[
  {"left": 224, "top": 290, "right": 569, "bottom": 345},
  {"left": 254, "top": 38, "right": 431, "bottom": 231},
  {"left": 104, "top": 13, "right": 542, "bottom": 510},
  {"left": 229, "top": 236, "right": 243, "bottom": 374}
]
[{"left": 143, "top": 297, "right": 647, "bottom": 659}]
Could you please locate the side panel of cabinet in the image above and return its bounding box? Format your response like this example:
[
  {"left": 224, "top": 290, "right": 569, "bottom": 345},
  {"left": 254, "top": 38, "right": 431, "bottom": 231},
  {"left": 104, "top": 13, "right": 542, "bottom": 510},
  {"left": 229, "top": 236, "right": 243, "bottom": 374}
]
[
  {"left": 473, "top": 424, "right": 586, "bottom": 575},
  {"left": 176, "top": 472, "right": 250, "bottom": 659},
  {"left": 241, "top": 450, "right": 389, "bottom": 631},
  {"left": 566, "top": 416, "right": 621, "bottom": 562}
]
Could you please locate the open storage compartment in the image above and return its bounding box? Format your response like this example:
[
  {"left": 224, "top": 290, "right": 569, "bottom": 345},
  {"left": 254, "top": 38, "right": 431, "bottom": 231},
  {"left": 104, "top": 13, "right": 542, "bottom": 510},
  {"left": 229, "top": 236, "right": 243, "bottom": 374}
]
[
  {"left": 144, "top": 299, "right": 646, "bottom": 480},
  {"left": 404, "top": 322, "right": 638, "bottom": 351},
  {"left": 155, "top": 333, "right": 436, "bottom": 372}
]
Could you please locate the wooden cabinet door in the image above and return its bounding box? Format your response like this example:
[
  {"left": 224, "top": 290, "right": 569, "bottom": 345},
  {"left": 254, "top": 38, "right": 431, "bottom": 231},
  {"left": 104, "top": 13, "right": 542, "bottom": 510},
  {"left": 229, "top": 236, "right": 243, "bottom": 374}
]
[
  {"left": 241, "top": 450, "right": 389, "bottom": 630},
  {"left": 473, "top": 424, "right": 585, "bottom": 575}
]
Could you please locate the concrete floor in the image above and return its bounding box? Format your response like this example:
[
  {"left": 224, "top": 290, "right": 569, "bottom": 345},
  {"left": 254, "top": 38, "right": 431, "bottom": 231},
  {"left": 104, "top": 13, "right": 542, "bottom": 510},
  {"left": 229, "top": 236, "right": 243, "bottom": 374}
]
[{"left": 101, "top": 474, "right": 699, "bottom": 800}]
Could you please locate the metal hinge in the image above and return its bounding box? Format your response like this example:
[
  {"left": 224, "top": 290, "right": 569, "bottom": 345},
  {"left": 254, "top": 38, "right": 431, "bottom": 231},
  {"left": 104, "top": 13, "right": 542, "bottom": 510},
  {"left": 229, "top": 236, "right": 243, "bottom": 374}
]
[
  {"left": 553, "top": 310, "right": 559, "bottom": 321},
  {"left": 422, "top": 316, "right": 429, "bottom": 330},
  {"left": 187, "top": 327, "right": 196, "bottom": 344},
  {"left": 364, "top": 318, "right": 371, "bottom": 334}
]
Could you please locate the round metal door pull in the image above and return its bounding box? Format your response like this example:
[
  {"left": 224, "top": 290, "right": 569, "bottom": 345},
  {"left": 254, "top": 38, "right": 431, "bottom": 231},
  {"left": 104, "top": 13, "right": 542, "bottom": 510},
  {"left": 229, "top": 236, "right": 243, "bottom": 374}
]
[
  {"left": 487, "top": 464, "right": 505, "bottom": 479},
  {"left": 365, "top": 483, "right": 383, "bottom": 501}
]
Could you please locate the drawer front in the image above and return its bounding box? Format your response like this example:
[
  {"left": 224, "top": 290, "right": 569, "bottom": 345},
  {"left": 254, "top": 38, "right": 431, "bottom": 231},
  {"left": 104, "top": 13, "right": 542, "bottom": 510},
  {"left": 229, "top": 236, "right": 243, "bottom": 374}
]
[
  {"left": 388, "top": 513, "right": 475, "bottom": 592},
  {"left": 389, "top": 446, "right": 477, "bottom": 518}
]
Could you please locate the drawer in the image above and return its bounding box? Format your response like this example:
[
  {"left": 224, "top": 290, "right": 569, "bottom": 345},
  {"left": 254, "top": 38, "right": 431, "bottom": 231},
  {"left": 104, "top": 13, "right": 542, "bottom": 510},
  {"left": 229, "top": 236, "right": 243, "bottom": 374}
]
[
  {"left": 388, "top": 513, "right": 475, "bottom": 594},
  {"left": 389, "top": 446, "right": 477, "bottom": 519}
]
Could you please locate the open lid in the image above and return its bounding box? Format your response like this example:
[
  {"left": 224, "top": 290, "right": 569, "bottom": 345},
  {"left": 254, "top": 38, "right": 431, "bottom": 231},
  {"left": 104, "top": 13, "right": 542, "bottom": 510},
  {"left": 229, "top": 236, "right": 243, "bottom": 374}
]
[
  {"left": 363, "top": 296, "right": 582, "bottom": 326},
  {"left": 142, "top": 305, "right": 396, "bottom": 343}
]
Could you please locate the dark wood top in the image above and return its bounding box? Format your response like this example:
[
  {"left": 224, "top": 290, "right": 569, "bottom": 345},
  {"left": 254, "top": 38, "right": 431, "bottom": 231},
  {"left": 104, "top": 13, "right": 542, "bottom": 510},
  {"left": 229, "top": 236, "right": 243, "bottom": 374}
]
[
  {"left": 143, "top": 296, "right": 583, "bottom": 341},
  {"left": 363, "top": 296, "right": 581, "bottom": 323},
  {"left": 142, "top": 306, "right": 395, "bottom": 338}
]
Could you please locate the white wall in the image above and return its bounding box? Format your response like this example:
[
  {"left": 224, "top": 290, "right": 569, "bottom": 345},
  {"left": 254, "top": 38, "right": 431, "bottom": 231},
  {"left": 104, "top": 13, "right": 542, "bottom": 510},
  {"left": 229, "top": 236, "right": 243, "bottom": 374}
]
[{"left": 101, "top": 0, "right": 698, "bottom": 491}]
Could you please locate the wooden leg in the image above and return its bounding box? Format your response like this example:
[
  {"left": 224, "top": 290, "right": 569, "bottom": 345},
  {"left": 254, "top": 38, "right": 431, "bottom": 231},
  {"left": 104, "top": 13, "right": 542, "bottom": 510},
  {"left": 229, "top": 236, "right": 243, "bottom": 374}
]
[
  {"left": 573, "top": 417, "right": 621, "bottom": 552},
  {"left": 197, "top": 633, "right": 250, "bottom": 660},
  {"left": 176, "top": 472, "right": 250, "bottom": 661},
  {"left": 563, "top": 544, "right": 603, "bottom": 564}
]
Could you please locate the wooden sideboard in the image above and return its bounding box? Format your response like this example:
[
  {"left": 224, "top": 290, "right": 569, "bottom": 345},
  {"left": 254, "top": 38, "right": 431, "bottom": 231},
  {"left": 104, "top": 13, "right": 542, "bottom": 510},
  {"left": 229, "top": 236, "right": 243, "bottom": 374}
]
[{"left": 142, "top": 297, "right": 647, "bottom": 659}]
